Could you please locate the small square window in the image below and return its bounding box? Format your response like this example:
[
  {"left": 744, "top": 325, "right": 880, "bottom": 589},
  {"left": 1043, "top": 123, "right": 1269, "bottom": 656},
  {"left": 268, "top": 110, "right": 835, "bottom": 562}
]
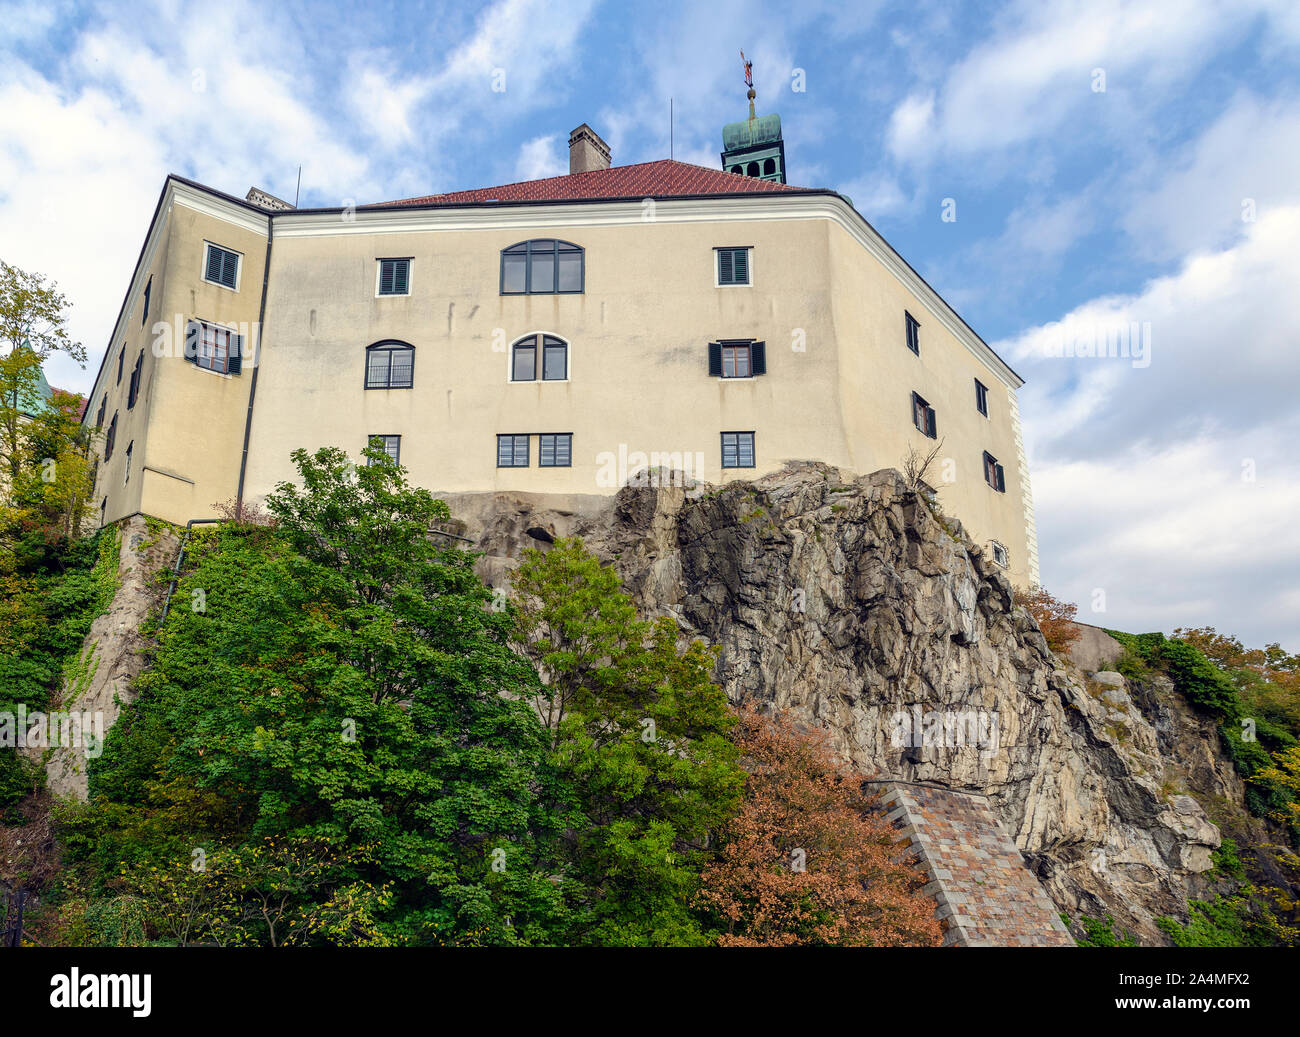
[
  {"left": 721, "top": 431, "right": 755, "bottom": 468},
  {"left": 717, "top": 247, "right": 751, "bottom": 286},
  {"left": 497, "top": 434, "right": 530, "bottom": 467},
  {"left": 539, "top": 433, "right": 572, "bottom": 467},
  {"left": 983, "top": 451, "right": 1006, "bottom": 492},
  {"left": 367, "top": 435, "right": 401, "bottom": 465},
  {"left": 378, "top": 258, "right": 411, "bottom": 296},
  {"left": 203, "top": 243, "right": 241, "bottom": 290},
  {"left": 975, "top": 379, "right": 989, "bottom": 417},
  {"left": 990, "top": 541, "right": 1009, "bottom": 567},
  {"left": 905, "top": 312, "right": 920, "bottom": 355},
  {"left": 911, "top": 392, "right": 937, "bottom": 438}
]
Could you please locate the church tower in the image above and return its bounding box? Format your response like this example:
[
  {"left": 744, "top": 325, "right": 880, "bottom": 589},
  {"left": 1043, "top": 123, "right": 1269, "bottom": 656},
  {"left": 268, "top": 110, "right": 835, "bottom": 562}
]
[{"left": 721, "top": 50, "right": 787, "bottom": 184}]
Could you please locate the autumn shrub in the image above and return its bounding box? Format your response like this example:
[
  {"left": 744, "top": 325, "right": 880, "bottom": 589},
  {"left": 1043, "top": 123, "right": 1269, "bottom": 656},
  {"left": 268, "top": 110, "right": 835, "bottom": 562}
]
[
  {"left": 698, "top": 707, "right": 941, "bottom": 947},
  {"left": 1014, "top": 587, "right": 1080, "bottom": 657}
]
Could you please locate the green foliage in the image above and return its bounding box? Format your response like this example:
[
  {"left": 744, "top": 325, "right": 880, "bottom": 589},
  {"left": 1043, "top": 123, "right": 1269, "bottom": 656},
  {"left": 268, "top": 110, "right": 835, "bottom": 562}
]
[
  {"left": 1067, "top": 912, "right": 1139, "bottom": 947},
  {"left": 512, "top": 537, "right": 745, "bottom": 946},
  {"left": 72, "top": 446, "right": 572, "bottom": 944},
  {"left": 0, "top": 527, "right": 117, "bottom": 812},
  {"left": 1157, "top": 896, "right": 1271, "bottom": 947},
  {"left": 1160, "top": 639, "right": 1243, "bottom": 720},
  {"left": 1209, "top": 838, "right": 1247, "bottom": 882}
]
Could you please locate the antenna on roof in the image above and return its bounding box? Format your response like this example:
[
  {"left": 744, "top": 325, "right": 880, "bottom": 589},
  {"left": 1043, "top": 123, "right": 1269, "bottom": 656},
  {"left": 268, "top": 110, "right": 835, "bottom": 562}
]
[
  {"left": 294, "top": 166, "right": 302, "bottom": 208},
  {"left": 670, "top": 98, "right": 674, "bottom": 159}
]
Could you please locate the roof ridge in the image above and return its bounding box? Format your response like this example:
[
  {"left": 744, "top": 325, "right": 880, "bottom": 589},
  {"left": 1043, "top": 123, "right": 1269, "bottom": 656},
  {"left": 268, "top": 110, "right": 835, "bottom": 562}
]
[{"left": 379, "top": 157, "right": 801, "bottom": 208}]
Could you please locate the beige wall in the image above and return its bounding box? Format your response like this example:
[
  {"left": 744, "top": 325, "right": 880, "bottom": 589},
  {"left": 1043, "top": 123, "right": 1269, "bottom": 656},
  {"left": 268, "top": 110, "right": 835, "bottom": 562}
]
[
  {"left": 828, "top": 222, "right": 1034, "bottom": 583},
  {"left": 87, "top": 191, "right": 269, "bottom": 526},
  {"left": 85, "top": 182, "right": 1037, "bottom": 587},
  {"left": 140, "top": 204, "right": 267, "bottom": 521}
]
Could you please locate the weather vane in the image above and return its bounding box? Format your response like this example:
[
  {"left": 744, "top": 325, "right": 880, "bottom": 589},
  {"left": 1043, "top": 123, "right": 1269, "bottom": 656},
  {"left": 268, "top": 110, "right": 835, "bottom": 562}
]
[{"left": 741, "top": 49, "right": 756, "bottom": 117}]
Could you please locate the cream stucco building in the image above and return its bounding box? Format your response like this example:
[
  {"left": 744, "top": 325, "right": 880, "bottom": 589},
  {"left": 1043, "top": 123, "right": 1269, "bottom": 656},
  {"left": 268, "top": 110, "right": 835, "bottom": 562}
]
[{"left": 82, "top": 120, "right": 1040, "bottom": 586}]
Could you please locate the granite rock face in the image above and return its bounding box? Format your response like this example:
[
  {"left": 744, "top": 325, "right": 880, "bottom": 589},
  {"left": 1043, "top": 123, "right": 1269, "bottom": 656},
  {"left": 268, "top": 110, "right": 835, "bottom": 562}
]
[
  {"left": 34, "top": 515, "right": 179, "bottom": 800},
  {"left": 444, "top": 461, "right": 1221, "bottom": 945}
]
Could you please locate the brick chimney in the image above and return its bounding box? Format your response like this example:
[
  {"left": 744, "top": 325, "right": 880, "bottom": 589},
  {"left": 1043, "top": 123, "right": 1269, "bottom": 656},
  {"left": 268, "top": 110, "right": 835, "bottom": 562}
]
[{"left": 568, "top": 124, "right": 611, "bottom": 174}]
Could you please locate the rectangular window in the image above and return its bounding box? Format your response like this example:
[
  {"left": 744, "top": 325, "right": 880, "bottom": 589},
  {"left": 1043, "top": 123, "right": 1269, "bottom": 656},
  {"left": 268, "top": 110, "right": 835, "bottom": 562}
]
[
  {"left": 906, "top": 312, "right": 920, "bottom": 355},
  {"left": 116, "top": 347, "right": 125, "bottom": 384},
  {"left": 990, "top": 541, "right": 1009, "bottom": 567},
  {"left": 185, "top": 320, "right": 243, "bottom": 374},
  {"left": 497, "top": 434, "right": 530, "bottom": 467},
  {"left": 975, "top": 379, "right": 989, "bottom": 417},
  {"left": 543, "top": 339, "right": 567, "bottom": 381},
  {"left": 983, "top": 451, "right": 1006, "bottom": 492},
  {"left": 721, "top": 431, "right": 755, "bottom": 469},
  {"left": 911, "top": 392, "right": 937, "bottom": 438},
  {"left": 539, "top": 433, "right": 572, "bottom": 467},
  {"left": 105, "top": 413, "right": 117, "bottom": 460},
  {"left": 127, "top": 351, "right": 143, "bottom": 409},
  {"left": 501, "top": 240, "right": 584, "bottom": 295},
  {"left": 203, "top": 243, "right": 241, "bottom": 290},
  {"left": 366, "top": 345, "right": 414, "bottom": 388},
  {"left": 512, "top": 339, "right": 535, "bottom": 381},
  {"left": 124, "top": 441, "right": 133, "bottom": 485},
  {"left": 716, "top": 247, "right": 751, "bottom": 286},
  {"left": 708, "top": 340, "right": 767, "bottom": 378},
  {"left": 141, "top": 276, "right": 151, "bottom": 325},
  {"left": 377, "top": 258, "right": 411, "bottom": 296},
  {"left": 95, "top": 395, "right": 106, "bottom": 428},
  {"left": 723, "top": 343, "right": 750, "bottom": 378},
  {"left": 367, "top": 435, "right": 401, "bottom": 465}
]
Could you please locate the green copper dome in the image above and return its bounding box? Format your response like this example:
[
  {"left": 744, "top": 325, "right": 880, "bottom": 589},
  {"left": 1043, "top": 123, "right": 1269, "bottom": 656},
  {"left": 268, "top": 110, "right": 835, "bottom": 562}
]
[{"left": 722, "top": 112, "right": 782, "bottom": 151}]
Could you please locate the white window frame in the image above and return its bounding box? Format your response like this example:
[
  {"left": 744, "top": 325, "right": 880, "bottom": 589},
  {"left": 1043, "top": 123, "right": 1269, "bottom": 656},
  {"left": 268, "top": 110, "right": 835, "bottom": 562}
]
[
  {"left": 990, "top": 541, "right": 1009, "bottom": 568},
  {"left": 714, "top": 246, "right": 754, "bottom": 288},
  {"left": 202, "top": 241, "right": 243, "bottom": 292},
  {"left": 375, "top": 257, "right": 413, "bottom": 298}
]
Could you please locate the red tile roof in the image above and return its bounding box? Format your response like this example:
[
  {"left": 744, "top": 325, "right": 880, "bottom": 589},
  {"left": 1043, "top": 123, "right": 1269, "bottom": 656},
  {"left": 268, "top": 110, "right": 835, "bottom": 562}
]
[{"left": 380, "top": 159, "right": 807, "bottom": 207}]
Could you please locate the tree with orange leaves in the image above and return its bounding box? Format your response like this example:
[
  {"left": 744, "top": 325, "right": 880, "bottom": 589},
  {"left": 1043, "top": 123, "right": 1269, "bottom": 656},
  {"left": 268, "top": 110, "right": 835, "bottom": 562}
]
[
  {"left": 698, "top": 707, "right": 941, "bottom": 946},
  {"left": 1014, "top": 587, "right": 1081, "bottom": 657}
]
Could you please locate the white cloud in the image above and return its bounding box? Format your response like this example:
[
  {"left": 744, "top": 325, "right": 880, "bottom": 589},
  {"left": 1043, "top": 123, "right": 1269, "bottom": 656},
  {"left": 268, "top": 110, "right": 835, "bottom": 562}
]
[
  {"left": 1001, "top": 205, "right": 1300, "bottom": 648},
  {"left": 886, "top": 0, "right": 1288, "bottom": 165},
  {"left": 1122, "top": 92, "right": 1300, "bottom": 260},
  {"left": 513, "top": 134, "right": 566, "bottom": 181}
]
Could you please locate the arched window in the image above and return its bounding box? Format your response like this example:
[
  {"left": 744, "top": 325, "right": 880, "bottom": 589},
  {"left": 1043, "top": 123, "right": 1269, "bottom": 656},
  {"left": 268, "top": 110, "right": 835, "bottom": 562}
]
[
  {"left": 762, "top": 158, "right": 776, "bottom": 176},
  {"left": 501, "top": 239, "right": 584, "bottom": 295},
  {"left": 365, "top": 341, "right": 414, "bottom": 389},
  {"left": 511, "top": 334, "right": 568, "bottom": 381},
  {"left": 745, "top": 161, "right": 759, "bottom": 177},
  {"left": 729, "top": 164, "right": 743, "bottom": 175}
]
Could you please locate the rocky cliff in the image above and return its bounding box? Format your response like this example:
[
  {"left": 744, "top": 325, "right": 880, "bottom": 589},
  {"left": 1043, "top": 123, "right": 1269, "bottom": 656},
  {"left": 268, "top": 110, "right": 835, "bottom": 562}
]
[{"left": 441, "top": 461, "right": 1225, "bottom": 944}]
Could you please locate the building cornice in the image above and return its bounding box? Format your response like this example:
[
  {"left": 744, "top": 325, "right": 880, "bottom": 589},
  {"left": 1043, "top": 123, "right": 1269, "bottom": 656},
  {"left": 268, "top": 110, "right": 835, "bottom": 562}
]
[{"left": 272, "top": 191, "right": 1024, "bottom": 389}]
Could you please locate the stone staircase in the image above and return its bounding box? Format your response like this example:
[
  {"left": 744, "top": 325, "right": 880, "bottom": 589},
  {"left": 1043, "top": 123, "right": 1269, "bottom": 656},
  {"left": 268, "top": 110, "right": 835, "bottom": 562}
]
[{"left": 878, "top": 782, "right": 1075, "bottom": 947}]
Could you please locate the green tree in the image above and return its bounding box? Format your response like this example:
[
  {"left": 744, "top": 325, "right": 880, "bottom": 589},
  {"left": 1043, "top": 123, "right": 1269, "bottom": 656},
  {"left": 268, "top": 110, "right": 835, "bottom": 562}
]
[
  {"left": 0, "top": 260, "right": 86, "bottom": 486},
  {"left": 82, "top": 445, "right": 572, "bottom": 944},
  {"left": 512, "top": 536, "right": 744, "bottom": 945}
]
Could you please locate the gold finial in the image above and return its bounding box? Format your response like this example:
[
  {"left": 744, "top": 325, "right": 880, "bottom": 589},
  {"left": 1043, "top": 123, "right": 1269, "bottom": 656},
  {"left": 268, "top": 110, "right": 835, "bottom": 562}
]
[{"left": 740, "top": 49, "right": 755, "bottom": 118}]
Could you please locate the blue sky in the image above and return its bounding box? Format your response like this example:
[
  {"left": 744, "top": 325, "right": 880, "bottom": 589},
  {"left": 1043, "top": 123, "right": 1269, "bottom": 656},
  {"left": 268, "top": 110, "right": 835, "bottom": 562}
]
[{"left": 2, "top": 0, "right": 1298, "bottom": 649}]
